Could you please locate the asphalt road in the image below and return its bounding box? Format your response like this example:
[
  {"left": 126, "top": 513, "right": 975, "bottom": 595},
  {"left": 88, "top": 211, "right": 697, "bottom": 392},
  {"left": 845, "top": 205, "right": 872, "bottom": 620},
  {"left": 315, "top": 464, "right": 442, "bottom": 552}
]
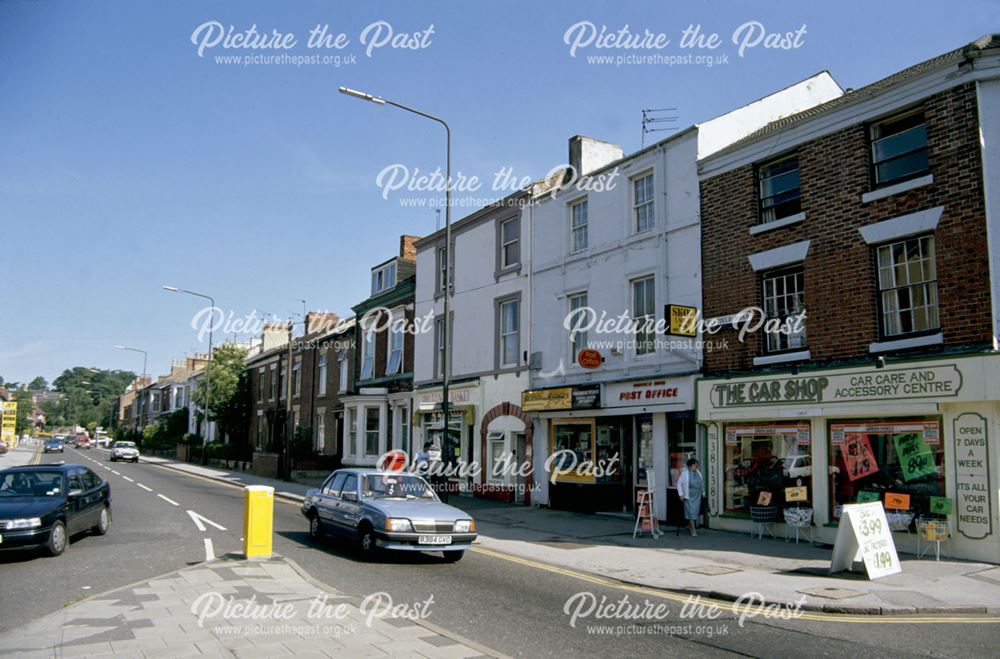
[{"left": 1, "top": 447, "right": 997, "bottom": 657}]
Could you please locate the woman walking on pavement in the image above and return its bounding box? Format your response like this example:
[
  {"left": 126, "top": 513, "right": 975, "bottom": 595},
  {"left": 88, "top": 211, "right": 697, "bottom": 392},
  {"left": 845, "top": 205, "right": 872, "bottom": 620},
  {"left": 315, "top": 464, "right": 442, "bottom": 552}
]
[{"left": 676, "top": 458, "right": 704, "bottom": 537}]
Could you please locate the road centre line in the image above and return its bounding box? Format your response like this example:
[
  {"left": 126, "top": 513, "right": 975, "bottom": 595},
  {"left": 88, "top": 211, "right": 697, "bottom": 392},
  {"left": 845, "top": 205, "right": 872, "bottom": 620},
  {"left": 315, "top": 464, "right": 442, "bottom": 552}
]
[{"left": 157, "top": 494, "right": 179, "bottom": 506}]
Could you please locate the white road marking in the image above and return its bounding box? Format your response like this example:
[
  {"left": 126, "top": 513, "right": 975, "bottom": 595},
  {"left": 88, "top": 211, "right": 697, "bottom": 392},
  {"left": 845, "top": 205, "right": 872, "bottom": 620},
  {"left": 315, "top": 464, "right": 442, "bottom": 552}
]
[
  {"left": 122, "top": 476, "right": 134, "bottom": 482},
  {"left": 111, "top": 470, "right": 120, "bottom": 476},
  {"left": 187, "top": 510, "right": 227, "bottom": 532},
  {"left": 137, "top": 483, "right": 153, "bottom": 492},
  {"left": 204, "top": 538, "right": 215, "bottom": 561},
  {"left": 157, "top": 494, "right": 179, "bottom": 506}
]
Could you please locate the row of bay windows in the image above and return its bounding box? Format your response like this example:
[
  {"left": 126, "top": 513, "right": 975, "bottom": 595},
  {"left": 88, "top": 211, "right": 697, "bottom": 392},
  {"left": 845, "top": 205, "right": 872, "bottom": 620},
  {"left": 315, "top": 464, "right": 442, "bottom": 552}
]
[{"left": 344, "top": 401, "right": 411, "bottom": 459}]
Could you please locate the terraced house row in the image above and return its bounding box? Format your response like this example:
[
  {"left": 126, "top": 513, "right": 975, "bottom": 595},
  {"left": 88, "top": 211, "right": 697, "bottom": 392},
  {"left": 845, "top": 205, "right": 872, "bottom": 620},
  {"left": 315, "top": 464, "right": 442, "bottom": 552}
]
[{"left": 120, "top": 34, "right": 1000, "bottom": 563}]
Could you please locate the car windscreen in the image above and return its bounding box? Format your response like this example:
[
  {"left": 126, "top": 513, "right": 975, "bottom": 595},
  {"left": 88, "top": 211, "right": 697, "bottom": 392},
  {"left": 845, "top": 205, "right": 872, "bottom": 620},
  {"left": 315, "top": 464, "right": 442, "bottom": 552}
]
[
  {"left": 0, "top": 471, "right": 66, "bottom": 497},
  {"left": 114, "top": 442, "right": 136, "bottom": 448},
  {"left": 362, "top": 474, "right": 436, "bottom": 500}
]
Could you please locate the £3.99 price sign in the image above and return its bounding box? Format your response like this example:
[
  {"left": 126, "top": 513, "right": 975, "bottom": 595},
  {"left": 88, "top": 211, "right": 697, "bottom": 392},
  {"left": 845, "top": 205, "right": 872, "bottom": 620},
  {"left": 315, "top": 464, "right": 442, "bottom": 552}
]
[{"left": 829, "top": 501, "right": 901, "bottom": 579}]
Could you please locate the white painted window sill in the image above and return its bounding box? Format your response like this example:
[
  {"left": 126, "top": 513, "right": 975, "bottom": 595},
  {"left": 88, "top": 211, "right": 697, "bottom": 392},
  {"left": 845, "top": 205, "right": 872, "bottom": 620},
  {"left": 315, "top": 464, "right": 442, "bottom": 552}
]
[
  {"left": 749, "top": 212, "right": 806, "bottom": 235},
  {"left": 861, "top": 174, "right": 933, "bottom": 204},
  {"left": 869, "top": 332, "right": 943, "bottom": 353},
  {"left": 753, "top": 350, "right": 811, "bottom": 366}
]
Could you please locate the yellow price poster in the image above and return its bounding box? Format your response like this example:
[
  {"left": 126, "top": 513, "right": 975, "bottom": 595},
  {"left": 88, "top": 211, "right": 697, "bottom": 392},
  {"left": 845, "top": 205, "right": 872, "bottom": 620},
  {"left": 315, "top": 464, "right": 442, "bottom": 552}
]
[
  {"left": 665, "top": 304, "right": 698, "bottom": 337},
  {"left": 1, "top": 401, "right": 17, "bottom": 444}
]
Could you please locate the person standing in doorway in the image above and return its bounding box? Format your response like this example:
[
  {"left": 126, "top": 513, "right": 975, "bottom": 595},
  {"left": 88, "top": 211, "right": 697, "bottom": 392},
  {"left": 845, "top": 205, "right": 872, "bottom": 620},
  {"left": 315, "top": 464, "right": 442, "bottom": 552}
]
[{"left": 676, "top": 458, "right": 703, "bottom": 537}]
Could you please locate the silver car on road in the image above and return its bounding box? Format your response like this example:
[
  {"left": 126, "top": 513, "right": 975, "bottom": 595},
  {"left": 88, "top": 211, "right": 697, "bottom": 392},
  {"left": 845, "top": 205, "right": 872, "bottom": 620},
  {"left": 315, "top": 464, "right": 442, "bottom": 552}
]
[{"left": 301, "top": 468, "right": 476, "bottom": 562}]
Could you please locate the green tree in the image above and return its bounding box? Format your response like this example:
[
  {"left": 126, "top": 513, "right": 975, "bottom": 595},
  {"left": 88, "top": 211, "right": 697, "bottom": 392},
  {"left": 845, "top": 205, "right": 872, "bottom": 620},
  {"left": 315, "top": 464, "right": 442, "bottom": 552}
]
[
  {"left": 51, "top": 367, "right": 135, "bottom": 430},
  {"left": 13, "top": 390, "right": 35, "bottom": 435},
  {"left": 194, "top": 343, "right": 250, "bottom": 444},
  {"left": 28, "top": 376, "right": 47, "bottom": 391}
]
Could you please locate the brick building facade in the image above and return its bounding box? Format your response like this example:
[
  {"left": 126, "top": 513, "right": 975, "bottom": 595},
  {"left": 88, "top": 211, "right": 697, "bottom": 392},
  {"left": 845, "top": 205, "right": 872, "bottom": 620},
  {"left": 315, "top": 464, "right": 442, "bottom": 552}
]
[{"left": 695, "top": 35, "right": 1000, "bottom": 563}]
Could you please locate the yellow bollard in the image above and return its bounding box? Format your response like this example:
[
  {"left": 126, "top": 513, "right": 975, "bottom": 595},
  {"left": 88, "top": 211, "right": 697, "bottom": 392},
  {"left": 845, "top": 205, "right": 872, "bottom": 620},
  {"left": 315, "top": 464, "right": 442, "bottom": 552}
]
[{"left": 243, "top": 485, "right": 274, "bottom": 559}]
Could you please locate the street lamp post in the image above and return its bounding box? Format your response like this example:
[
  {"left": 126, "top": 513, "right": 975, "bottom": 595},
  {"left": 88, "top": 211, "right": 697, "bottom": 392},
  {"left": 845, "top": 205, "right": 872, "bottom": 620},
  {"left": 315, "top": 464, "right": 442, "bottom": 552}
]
[
  {"left": 163, "top": 286, "right": 215, "bottom": 459},
  {"left": 338, "top": 86, "right": 453, "bottom": 475}
]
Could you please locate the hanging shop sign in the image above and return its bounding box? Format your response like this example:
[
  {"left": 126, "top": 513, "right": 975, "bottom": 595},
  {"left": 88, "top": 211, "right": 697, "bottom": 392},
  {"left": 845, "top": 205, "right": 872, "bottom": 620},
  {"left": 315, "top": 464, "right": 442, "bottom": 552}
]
[
  {"left": 577, "top": 349, "right": 603, "bottom": 369},
  {"left": 707, "top": 364, "right": 962, "bottom": 409},
  {"left": 884, "top": 493, "right": 910, "bottom": 510},
  {"left": 665, "top": 304, "right": 698, "bottom": 337},
  {"left": 521, "top": 385, "right": 601, "bottom": 412},
  {"left": 953, "top": 413, "right": 992, "bottom": 540},
  {"left": 842, "top": 433, "right": 879, "bottom": 481},
  {"left": 829, "top": 502, "right": 901, "bottom": 579},
  {"left": 785, "top": 486, "right": 807, "bottom": 502}
]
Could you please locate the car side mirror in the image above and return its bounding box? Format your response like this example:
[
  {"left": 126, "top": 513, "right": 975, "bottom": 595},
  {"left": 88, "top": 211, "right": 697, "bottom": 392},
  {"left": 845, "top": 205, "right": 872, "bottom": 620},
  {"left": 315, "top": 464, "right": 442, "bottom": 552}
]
[
  {"left": 342, "top": 491, "right": 358, "bottom": 503},
  {"left": 68, "top": 489, "right": 83, "bottom": 498}
]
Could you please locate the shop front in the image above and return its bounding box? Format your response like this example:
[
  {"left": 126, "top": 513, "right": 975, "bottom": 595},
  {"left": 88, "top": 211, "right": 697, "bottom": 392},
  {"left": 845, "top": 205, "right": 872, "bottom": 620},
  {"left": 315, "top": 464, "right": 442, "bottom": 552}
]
[
  {"left": 525, "top": 375, "right": 697, "bottom": 520},
  {"left": 412, "top": 383, "right": 477, "bottom": 490},
  {"left": 697, "top": 353, "right": 1000, "bottom": 563}
]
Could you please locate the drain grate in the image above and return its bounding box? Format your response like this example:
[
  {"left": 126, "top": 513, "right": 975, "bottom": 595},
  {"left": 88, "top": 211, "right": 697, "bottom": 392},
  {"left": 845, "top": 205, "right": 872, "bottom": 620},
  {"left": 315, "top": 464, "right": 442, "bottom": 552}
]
[
  {"left": 684, "top": 565, "right": 743, "bottom": 576},
  {"left": 798, "top": 587, "right": 866, "bottom": 600}
]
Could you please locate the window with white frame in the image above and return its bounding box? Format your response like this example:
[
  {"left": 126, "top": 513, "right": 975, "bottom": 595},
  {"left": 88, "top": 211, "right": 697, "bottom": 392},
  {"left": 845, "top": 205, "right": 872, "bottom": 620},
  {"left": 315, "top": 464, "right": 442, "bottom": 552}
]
[
  {"left": 269, "top": 364, "right": 277, "bottom": 400},
  {"left": 292, "top": 361, "right": 301, "bottom": 398},
  {"left": 317, "top": 354, "right": 327, "bottom": 396},
  {"left": 371, "top": 261, "right": 397, "bottom": 295},
  {"left": 347, "top": 407, "right": 357, "bottom": 457},
  {"left": 500, "top": 217, "right": 520, "bottom": 269},
  {"left": 568, "top": 292, "right": 589, "bottom": 363},
  {"left": 876, "top": 235, "right": 938, "bottom": 337},
  {"left": 762, "top": 267, "right": 807, "bottom": 353},
  {"left": 257, "top": 367, "right": 264, "bottom": 401},
  {"left": 360, "top": 327, "right": 375, "bottom": 381},
  {"left": 499, "top": 298, "right": 520, "bottom": 367},
  {"left": 871, "top": 110, "right": 929, "bottom": 188},
  {"left": 758, "top": 155, "right": 801, "bottom": 224},
  {"left": 338, "top": 350, "right": 349, "bottom": 392},
  {"left": 570, "top": 199, "right": 588, "bottom": 253},
  {"left": 280, "top": 365, "right": 287, "bottom": 399},
  {"left": 386, "top": 315, "right": 404, "bottom": 375},
  {"left": 315, "top": 412, "right": 325, "bottom": 452},
  {"left": 437, "top": 246, "right": 453, "bottom": 294},
  {"left": 633, "top": 173, "right": 654, "bottom": 233},
  {"left": 631, "top": 276, "right": 655, "bottom": 355},
  {"left": 436, "top": 317, "right": 446, "bottom": 378},
  {"left": 365, "top": 407, "right": 380, "bottom": 456},
  {"left": 152, "top": 393, "right": 160, "bottom": 412},
  {"left": 399, "top": 402, "right": 409, "bottom": 453},
  {"left": 256, "top": 413, "right": 264, "bottom": 450}
]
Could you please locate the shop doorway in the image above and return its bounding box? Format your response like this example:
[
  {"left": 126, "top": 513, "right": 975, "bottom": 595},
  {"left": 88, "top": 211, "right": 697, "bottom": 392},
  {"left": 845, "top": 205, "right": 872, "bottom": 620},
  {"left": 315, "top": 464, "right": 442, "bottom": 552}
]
[
  {"left": 514, "top": 432, "right": 527, "bottom": 502},
  {"left": 634, "top": 414, "right": 653, "bottom": 509}
]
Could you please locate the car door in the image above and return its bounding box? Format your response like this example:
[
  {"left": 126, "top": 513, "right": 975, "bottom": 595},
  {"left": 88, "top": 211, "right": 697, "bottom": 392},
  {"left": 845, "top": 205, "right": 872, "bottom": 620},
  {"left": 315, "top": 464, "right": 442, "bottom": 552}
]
[
  {"left": 65, "top": 469, "right": 88, "bottom": 535},
  {"left": 81, "top": 468, "right": 105, "bottom": 527},
  {"left": 337, "top": 474, "right": 361, "bottom": 536},
  {"left": 316, "top": 472, "right": 347, "bottom": 536}
]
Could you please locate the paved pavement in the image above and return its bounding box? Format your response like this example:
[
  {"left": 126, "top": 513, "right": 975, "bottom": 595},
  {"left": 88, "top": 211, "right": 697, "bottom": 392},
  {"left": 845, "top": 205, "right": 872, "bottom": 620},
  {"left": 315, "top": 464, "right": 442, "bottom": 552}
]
[
  {"left": 0, "top": 439, "right": 41, "bottom": 468},
  {"left": 143, "top": 455, "right": 1000, "bottom": 615},
  {"left": 0, "top": 555, "right": 496, "bottom": 658}
]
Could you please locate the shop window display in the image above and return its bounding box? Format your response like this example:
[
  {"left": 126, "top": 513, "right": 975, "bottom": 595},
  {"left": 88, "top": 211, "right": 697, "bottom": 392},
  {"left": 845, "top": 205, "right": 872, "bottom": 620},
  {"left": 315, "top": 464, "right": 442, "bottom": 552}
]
[
  {"left": 723, "top": 424, "right": 812, "bottom": 513},
  {"left": 830, "top": 419, "right": 944, "bottom": 529}
]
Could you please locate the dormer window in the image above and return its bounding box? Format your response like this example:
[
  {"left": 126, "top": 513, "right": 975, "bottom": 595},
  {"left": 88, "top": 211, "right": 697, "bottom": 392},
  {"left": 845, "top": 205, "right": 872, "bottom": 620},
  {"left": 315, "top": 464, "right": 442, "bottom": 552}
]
[{"left": 371, "top": 261, "right": 397, "bottom": 295}]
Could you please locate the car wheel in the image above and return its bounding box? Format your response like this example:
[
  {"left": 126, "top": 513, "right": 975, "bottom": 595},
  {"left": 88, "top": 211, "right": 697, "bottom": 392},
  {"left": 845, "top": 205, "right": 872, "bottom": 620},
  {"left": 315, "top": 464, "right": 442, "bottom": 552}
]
[
  {"left": 442, "top": 550, "right": 465, "bottom": 563},
  {"left": 93, "top": 505, "right": 111, "bottom": 536},
  {"left": 308, "top": 510, "right": 324, "bottom": 541},
  {"left": 46, "top": 520, "right": 67, "bottom": 556},
  {"left": 133, "top": 458, "right": 139, "bottom": 463},
  {"left": 357, "top": 523, "right": 380, "bottom": 560}
]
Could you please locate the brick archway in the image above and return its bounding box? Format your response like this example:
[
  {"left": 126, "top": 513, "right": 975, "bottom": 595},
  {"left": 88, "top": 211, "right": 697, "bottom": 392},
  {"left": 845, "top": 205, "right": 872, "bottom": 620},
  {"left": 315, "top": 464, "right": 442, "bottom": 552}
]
[{"left": 479, "top": 402, "right": 533, "bottom": 504}]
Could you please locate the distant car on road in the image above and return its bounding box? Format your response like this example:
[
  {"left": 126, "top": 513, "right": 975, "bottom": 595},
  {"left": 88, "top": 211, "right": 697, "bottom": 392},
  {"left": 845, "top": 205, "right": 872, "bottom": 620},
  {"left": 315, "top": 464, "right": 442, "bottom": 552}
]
[
  {"left": 0, "top": 443, "right": 8, "bottom": 456},
  {"left": 0, "top": 464, "right": 111, "bottom": 556},
  {"left": 43, "top": 438, "right": 65, "bottom": 453},
  {"left": 109, "top": 441, "right": 139, "bottom": 463},
  {"left": 76, "top": 437, "right": 92, "bottom": 449},
  {"left": 301, "top": 468, "right": 476, "bottom": 562}
]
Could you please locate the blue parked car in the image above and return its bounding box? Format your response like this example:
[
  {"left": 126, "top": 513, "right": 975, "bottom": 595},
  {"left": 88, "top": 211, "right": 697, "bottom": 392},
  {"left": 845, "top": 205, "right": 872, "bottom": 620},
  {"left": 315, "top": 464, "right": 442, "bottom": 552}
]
[{"left": 302, "top": 468, "right": 476, "bottom": 562}]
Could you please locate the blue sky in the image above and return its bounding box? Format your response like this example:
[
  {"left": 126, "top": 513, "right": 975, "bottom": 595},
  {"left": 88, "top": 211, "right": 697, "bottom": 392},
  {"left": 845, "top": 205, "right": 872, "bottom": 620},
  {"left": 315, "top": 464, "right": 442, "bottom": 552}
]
[{"left": 0, "top": 0, "right": 994, "bottom": 384}]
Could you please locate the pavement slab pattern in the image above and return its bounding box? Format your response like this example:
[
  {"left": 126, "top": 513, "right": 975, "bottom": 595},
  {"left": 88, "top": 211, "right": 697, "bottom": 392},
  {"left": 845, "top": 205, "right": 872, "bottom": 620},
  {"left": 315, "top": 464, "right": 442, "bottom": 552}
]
[{"left": 0, "top": 555, "right": 497, "bottom": 658}]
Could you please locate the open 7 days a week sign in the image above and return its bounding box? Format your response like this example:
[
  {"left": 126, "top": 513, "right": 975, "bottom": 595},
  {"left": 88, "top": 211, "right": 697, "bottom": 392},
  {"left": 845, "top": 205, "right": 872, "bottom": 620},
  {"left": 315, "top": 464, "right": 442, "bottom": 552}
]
[{"left": 829, "top": 502, "right": 901, "bottom": 580}]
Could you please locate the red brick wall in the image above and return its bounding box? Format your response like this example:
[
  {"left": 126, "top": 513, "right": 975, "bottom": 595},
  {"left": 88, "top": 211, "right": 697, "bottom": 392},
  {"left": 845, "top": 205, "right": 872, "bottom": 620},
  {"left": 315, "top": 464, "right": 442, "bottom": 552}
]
[{"left": 701, "top": 83, "right": 991, "bottom": 374}]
